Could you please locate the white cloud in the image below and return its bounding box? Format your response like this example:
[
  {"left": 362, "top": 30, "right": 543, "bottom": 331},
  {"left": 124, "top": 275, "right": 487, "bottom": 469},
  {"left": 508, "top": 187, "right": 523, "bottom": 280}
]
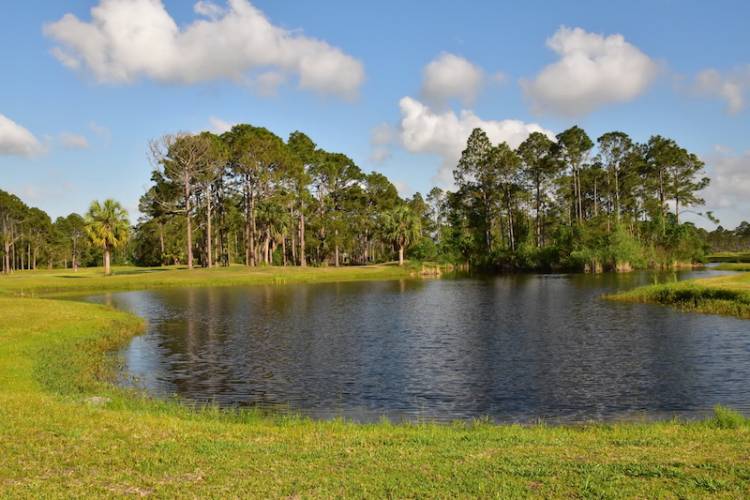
[
  {"left": 369, "top": 122, "right": 397, "bottom": 163},
  {"left": 393, "top": 180, "right": 412, "bottom": 197},
  {"left": 693, "top": 66, "right": 750, "bottom": 114},
  {"left": 521, "top": 26, "right": 659, "bottom": 116},
  {"left": 59, "top": 132, "right": 90, "bottom": 150},
  {"left": 702, "top": 147, "right": 750, "bottom": 219},
  {"left": 44, "top": 0, "right": 365, "bottom": 99},
  {"left": 421, "top": 52, "right": 484, "bottom": 107},
  {"left": 193, "top": 0, "right": 225, "bottom": 19},
  {"left": 398, "top": 96, "right": 554, "bottom": 186},
  {"left": 253, "top": 71, "right": 287, "bottom": 96},
  {"left": 0, "top": 114, "right": 43, "bottom": 157},
  {"left": 208, "top": 116, "right": 236, "bottom": 134},
  {"left": 88, "top": 121, "right": 112, "bottom": 144}
]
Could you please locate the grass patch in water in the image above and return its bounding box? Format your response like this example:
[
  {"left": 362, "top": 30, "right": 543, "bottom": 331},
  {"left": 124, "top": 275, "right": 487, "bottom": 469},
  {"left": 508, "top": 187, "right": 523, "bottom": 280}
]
[{"left": 608, "top": 272, "right": 750, "bottom": 319}]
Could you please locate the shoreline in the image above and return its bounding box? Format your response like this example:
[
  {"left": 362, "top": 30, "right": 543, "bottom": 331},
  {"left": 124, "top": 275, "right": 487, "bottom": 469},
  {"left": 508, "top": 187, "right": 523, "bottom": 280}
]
[{"left": 2, "top": 266, "right": 750, "bottom": 496}]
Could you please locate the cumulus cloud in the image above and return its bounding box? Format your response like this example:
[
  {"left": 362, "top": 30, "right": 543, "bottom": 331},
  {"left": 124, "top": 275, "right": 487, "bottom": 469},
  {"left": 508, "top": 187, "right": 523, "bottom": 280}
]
[
  {"left": 44, "top": 0, "right": 365, "bottom": 99},
  {"left": 398, "top": 97, "right": 554, "bottom": 186},
  {"left": 521, "top": 26, "right": 659, "bottom": 116},
  {"left": 369, "top": 122, "right": 397, "bottom": 163},
  {"left": 59, "top": 132, "right": 90, "bottom": 150},
  {"left": 421, "top": 52, "right": 485, "bottom": 107},
  {"left": 393, "top": 180, "right": 413, "bottom": 197},
  {"left": 0, "top": 114, "right": 43, "bottom": 157},
  {"left": 208, "top": 116, "right": 236, "bottom": 134},
  {"left": 693, "top": 66, "right": 750, "bottom": 114},
  {"left": 701, "top": 148, "right": 750, "bottom": 227}
]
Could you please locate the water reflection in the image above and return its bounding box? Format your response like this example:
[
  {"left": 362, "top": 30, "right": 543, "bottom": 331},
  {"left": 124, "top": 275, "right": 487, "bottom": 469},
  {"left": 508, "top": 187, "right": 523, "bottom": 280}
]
[{"left": 83, "top": 269, "right": 750, "bottom": 423}]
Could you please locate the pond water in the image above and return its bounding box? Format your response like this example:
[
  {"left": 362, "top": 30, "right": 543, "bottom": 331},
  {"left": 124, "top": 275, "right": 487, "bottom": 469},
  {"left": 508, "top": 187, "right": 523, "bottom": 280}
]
[{"left": 83, "top": 269, "right": 750, "bottom": 423}]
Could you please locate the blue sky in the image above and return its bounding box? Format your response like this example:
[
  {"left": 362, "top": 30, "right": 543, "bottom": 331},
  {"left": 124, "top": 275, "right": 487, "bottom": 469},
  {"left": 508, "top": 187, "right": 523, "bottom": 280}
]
[{"left": 1, "top": 0, "right": 749, "bottom": 228}]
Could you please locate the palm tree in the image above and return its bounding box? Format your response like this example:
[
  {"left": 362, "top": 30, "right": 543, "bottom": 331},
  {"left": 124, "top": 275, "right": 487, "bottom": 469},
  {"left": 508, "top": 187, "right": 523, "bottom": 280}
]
[
  {"left": 382, "top": 205, "right": 421, "bottom": 266},
  {"left": 85, "top": 199, "right": 130, "bottom": 276}
]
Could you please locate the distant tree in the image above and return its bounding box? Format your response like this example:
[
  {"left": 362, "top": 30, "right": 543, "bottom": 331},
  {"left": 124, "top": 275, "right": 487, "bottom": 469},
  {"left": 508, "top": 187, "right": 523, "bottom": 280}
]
[
  {"left": 0, "top": 190, "right": 26, "bottom": 274},
  {"left": 85, "top": 199, "right": 129, "bottom": 276},
  {"left": 382, "top": 205, "right": 421, "bottom": 266},
  {"left": 454, "top": 128, "right": 495, "bottom": 252},
  {"left": 150, "top": 133, "right": 214, "bottom": 269},
  {"left": 555, "top": 126, "right": 593, "bottom": 225},
  {"left": 596, "top": 131, "right": 633, "bottom": 226},
  {"left": 518, "top": 132, "right": 556, "bottom": 246}
]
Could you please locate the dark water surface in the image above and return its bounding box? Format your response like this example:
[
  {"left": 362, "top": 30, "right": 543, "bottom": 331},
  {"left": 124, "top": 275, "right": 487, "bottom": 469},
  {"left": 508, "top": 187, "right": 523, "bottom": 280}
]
[{"left": 82, "top": 269, "right": 750, "bottom": 423}]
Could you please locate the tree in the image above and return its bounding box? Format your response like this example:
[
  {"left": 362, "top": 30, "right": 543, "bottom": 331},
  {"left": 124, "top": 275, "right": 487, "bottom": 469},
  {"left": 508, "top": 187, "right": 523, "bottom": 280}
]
[
  {"left": 667, "top": 152, "right": 709, "bottom": 224},
  {"left": 85, "top": 199, "right": 129, "bottom": 276},
  {"left": 597, "top": 131, "right": 633, "bottom": 226},
  {"left": 454, "top": 128, "right": 495, "bottom": 252},
  {"left": 555, "top": 126, "right": 593, "bottom": 225},
  {"left": 518, "top": 132, "right": 556, "bottom": 247},
  {"left": 196, "top": 132, "right": 228, "bottom": 268},
  {"left": 287, "top": 132, "right": 316, "bottom": 267},
  {"left": 150, "top": 133, "right": 214, "bottom": 269},
  {"left": 382, "top": 205, "right": 421, "bottom": 266},
  {"left": 311, "top": 151, "right": 364, "bottom": 266},
  {"left": 0, "top": 190, "right": 26, "bottom": 274},
  {"left": 489, "top": 142, "right": 522, "bottom": 252},
  {"left": 224, "top": 125, "right": 286, "bottom": 267}
]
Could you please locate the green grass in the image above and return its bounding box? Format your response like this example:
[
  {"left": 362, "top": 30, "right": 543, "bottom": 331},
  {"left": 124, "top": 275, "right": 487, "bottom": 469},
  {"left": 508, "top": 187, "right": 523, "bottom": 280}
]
[
  {"left": 0, "top": 263, "right": 415, "bottom": 297},
  {"left": 2, "top": 266, "right": 750, "bottom": 497},
  {"left": 715, "top": 262, "right": 750, "bottom": 271},
  {"left": 707, "top": 251, "right": 750, "bottom": 263},
  {"left": 608, "top": 272, "right": 750, "bottom": 319}
]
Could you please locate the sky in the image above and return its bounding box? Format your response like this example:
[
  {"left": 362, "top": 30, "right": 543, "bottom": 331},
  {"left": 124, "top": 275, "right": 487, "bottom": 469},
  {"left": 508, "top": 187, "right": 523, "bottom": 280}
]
[{"left": 1, "top": 0, "right": 749, "bottom": 228}]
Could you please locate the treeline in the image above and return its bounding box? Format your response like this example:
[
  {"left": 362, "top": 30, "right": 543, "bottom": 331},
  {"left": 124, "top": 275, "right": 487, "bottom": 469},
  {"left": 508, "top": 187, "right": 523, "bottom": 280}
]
[
  {"left": 0, "top": 189, "right": 103, "bottom": 273},
  {"left": 135, "top": 127, "right": 420, "bottom": 268},
  {"left": 437, "top": 127, "right": 714, "bottom": 271},
  {"left": 1, "top": 123, "right": 735, "bottom": 274},
  {"left": 706, "top": 222, "right": 750, "bottom": 253}
]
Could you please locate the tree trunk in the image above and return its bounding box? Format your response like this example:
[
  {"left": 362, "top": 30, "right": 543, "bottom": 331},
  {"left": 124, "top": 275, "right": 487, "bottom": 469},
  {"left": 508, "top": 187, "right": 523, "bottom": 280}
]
[
  {"left": 206, "top": 185, "right": 213, "bottom": 268},
  {"left": 507, "top": 195, "right": 515, "bottom": 253},
  {"left": 334, "top": 229, "right": 340, "bottom": 267},
  {"left": 104, "top": 247, "right": 111, "bottom": 276},
  {"left": 158, "top": 223, "right": 165, "bottom": 266},
  {"left": 398, "top": 244, "right": 404, "bottom": 266},
  {"left": 299, "top": 210, "right": 306, "bottom": 267},
  {"left": 73, "top": 237, "right": 78, "bottom": 272},
  {"left": 535, "top": 178, "right": 542, "bottom": 247},
  {"left": 614, "top": 167, "right": 621, "bottom": 223},
  {"left": 185, "top": 172, "right": 193, "bottom": 270},
  {"left": 263, "top": 230, "right": 270, "bottom": 264}
]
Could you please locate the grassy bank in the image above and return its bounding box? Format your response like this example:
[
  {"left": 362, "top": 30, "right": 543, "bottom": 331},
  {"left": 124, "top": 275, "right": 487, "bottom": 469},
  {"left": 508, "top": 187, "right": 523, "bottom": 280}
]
[
  {"left": 715, "top": 263, "right": 750, "bottom": 271},
  {"left": 608, "top": 271, "right": 750, "bottom": 319},
  {"left": 707, "top": 251, "right": 750, "bottom": 263},
  {"left": 0, "top": 263, "right": 415, "bottom": 297},
  {"left": 2, "top": 267, "right": 750, "bottom": 496}
]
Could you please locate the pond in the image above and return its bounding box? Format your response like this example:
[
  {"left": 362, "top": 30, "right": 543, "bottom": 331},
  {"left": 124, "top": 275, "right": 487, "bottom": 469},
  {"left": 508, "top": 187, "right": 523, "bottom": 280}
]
[{"left": 83, "top": 269, "right": 750, "bottom": 423}]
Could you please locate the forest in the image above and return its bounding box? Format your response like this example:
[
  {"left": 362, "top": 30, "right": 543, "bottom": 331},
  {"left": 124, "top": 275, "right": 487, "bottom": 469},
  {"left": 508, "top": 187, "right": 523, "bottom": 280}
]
[{"left": 1, "top": 124, "right": 748, "bottom": 274}]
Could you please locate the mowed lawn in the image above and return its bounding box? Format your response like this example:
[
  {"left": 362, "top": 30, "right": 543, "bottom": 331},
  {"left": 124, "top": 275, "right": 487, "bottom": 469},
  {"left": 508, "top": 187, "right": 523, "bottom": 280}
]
[{"left": 1, "top": 266, "right": 750, "bottom": 497}]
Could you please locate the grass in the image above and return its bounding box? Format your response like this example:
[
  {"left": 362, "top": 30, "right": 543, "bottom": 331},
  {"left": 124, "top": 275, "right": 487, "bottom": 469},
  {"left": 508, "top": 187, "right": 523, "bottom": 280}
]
[
  {"left": 2, "top": 266, "right": 750, "bottom": 496},
  {"left": 707, "top": 251, "right": 750, "bottom": 263},
  {"left": 715, "top": 262, "right": 750, "bottom": 271},
  {"left": 0, "top": 262, "right": 416, "bottom": 298},
  {"left": 608, "top": 271, "right": 750, "bottom": 319}
]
